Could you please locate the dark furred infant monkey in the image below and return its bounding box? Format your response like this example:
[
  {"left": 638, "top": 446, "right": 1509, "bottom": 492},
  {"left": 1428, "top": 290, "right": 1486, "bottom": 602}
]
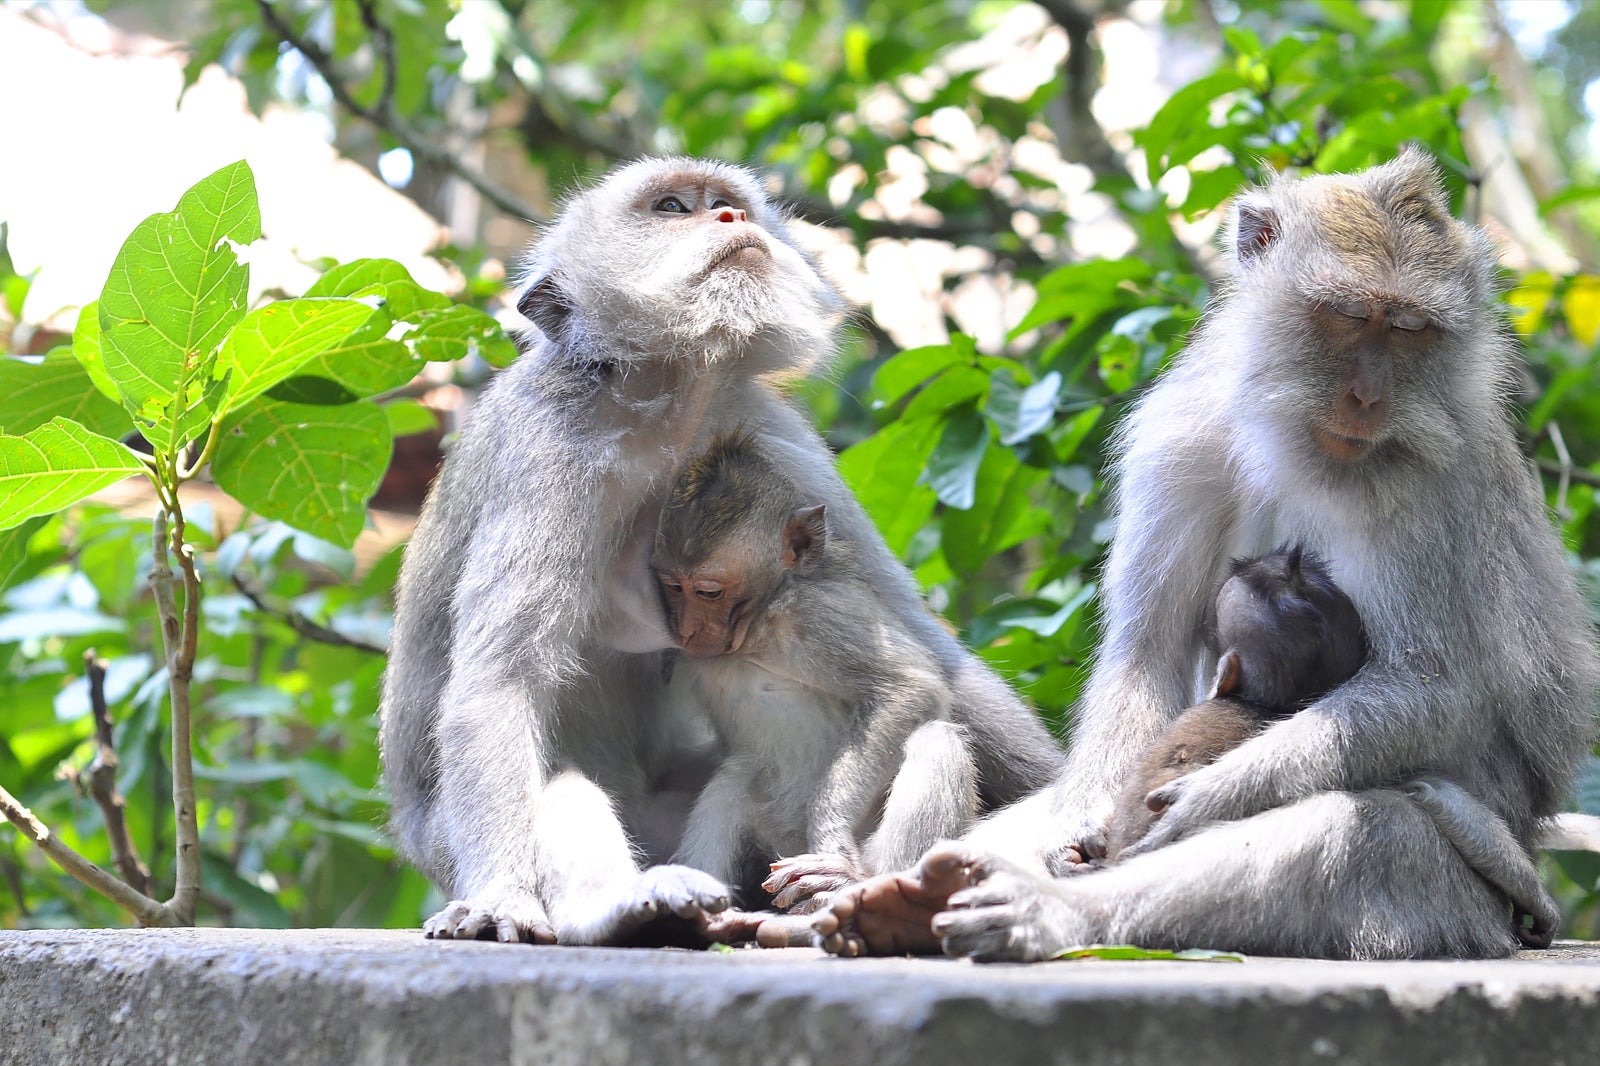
[
  {"left": 1102, "top": 546, "right": 1365, "bottom": 859},
  {"left": 654, "top": 430, "right": 1048, "bottom": 936}
]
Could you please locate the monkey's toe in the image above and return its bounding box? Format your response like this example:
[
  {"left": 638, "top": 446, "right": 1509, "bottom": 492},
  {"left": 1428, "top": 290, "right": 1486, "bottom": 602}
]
[{"left": 811, "top": 872, "right": 948, "bottom": 956}]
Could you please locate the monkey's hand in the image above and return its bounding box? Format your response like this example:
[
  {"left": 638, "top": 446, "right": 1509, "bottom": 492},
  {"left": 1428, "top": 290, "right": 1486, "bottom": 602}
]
[
  {"left": 931, "top": 845, "right": 1093, "bottom": 963},
  {"left": 424, "top": 881, "right": 556, "bottom": 944},
  {"left": 764, "top": 853, "right": 865, "bottom": 911},
  {"left": 1120, "top": 757, "right": 1273, "bottom": 859}
]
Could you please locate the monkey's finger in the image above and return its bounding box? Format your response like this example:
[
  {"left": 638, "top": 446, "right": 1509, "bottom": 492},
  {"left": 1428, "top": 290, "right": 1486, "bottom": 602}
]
[
  {"left": 772, "top": 875, "right": 848, "bottom": 910},
  {"left": 919, "top": 841, "right": 1004, "bottom": 887},
  {"left": 945, "top": 882, "right": 1017, "bottom": 912},
  {"left": 454, "top": 908, "right": 494, "bottom": 940},
  {"left": 1144, "top": 786, "right": 1176, "bottom": 813}
]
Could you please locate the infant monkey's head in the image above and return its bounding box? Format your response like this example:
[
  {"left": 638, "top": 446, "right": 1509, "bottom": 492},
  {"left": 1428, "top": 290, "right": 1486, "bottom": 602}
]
[{"left": 1211, "top": 546, "right": 1367, "bottom": 713}]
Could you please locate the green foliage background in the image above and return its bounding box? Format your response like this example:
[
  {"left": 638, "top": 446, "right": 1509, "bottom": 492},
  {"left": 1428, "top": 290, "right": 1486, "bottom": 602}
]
[{"left": 3, "top": 0, "right": 1599, "bottom": 936}]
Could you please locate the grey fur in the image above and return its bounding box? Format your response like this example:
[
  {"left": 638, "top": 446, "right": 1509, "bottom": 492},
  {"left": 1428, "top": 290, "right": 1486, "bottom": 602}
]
[
  {"left": 933, "top": 148, "right": 1599, "bottom": 961},
  {"left": 378, "top": 158, "right": 1060, "bottom": 945}
]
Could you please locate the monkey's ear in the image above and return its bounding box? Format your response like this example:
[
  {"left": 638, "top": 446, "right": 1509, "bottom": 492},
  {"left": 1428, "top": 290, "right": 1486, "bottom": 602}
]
[
  {"left": 783, "top": 504, "right": 827, "bottom": 572},
  {"left": 517, "top": 275, "right": 575, "bottom": 344},
  {"left": 1208, "top": 649, "right": 1242, "bottom": 699},
  {"left": 1233, "top": 196, "right": 1280, "bottom": 265}
]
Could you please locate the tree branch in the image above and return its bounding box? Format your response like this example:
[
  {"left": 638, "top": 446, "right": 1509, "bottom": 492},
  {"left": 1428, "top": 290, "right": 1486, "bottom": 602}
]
[
  {"left": 231, "top": 574, "right": 387, "bottom": 654},
  {"left": 254, "top": 0, "right": 540, "bottom": 222},
  {"left": 0, "top": 782, "right": 177, "bottom": 926},
  {"left": 83, "top": 650, "right": 152, "bottom": 897}
]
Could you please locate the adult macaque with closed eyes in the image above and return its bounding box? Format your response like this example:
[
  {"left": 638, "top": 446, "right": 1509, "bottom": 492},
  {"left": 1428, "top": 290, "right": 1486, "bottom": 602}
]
[
  {"left": 652, "top": 432, "right": 1059, "bottom": 937},
  {"left": 814, "top": 148, "right": 1598, "bottom": 961},
  {"left": 379, "top": 157, "right": 1061, "bottom": 946}
]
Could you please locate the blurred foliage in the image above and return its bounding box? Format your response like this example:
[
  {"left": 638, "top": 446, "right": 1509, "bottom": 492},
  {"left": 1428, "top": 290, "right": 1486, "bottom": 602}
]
[{"left": 4, "top": 0, "right": 1600, "bottom": 937}]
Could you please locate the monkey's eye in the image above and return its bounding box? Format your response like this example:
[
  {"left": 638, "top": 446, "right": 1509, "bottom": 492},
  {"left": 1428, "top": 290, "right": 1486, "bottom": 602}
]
[
  {"left": 654, "top": 196, "right": 691, "bottom": 214},
  {"left": 1391, "top": 311, "right": 1428, "bottom": 332},
  {"left": 659, "top": 577, "right": 684, "bottom": 595},
  {"left": 1331, "top": 299, "right": 1372, "bottom": 320},
  {"left": 695, "top": 588, "right": 724, "bottom": 601},
  {"left": 710, "top": 197, "right": 734, "bottom": 210}
]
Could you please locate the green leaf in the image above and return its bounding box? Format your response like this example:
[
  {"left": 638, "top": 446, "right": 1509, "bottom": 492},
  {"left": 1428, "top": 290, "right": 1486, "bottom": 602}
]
[
  {"left": 871, "top": 343, "right": 963, "bottom": 408},
  {"left": 98, "top": 160, "right": 261, "bottom": 415},
  {"left": 383, "top": 398, "right": 438, "bottom": 437},
  {"left": 210, "top": 398, "right": 392, "bottom": 548},
  {"left": 0, "top": 417, "right": 147, "bottom": 530},
  {"left": 1136, "top": 70, "right": 1247, "bottom": 180},
  {"left": 218, "top": 297, "right": 377, "bottom": 409},
  {"left": 838, "top": 417, "right": 941, "bottom": 557},
  {"left": 918, "top": 407, "right": 988, "bottom": 510},
  {"left": 902, "top": 366, "right": 991, "bottom": 421},
  {"left": 1054, "top": 945, "right": 1245, "bottom": 962},
  {"left": 410, "top": 304, "right": 518, "bottom": 367},
  {"left": 72, "top": 301, "right": 119, "bottom": 402},
  {"left": 0, "top": 516, "right": 46, "bottom": 591},
  {"left": 987, "top": 370, "right": 1060, "bottom": 446},
  {"left": 305, "top": 258, "right": 452, "bottom": 318},
  {"left": 941, "top": 445, "right": 1049, "bottom": 574},
  {"left": 0, "top": 349, "right": 130, "bottom": 439}
]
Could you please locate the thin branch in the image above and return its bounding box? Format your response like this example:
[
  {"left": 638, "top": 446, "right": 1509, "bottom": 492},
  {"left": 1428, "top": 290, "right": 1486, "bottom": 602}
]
[
  {"left": 150, "top": 509, "right": 202, "bottom": 925},
  {"left": 1537, "top": 458, "right": 1600, "bottom": 492},
  {"left": 83, "top": 650, "right": 152, "bottom": 896},
  {"left": 254, "top": 0, "right": 539, "bottom": 222},
  {"left": 0, "top": 782, "right": 177, "bottom": 926},
  {"left": 231, "top": 573, "right": 387, "bottom": 654}
]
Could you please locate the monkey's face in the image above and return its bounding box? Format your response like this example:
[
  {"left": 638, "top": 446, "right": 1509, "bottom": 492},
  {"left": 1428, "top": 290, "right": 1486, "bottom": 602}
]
[
  {"left": 1225, "top": 148, "right": 1494, "bottom": 470},
  {"left": 516, "top": 157, "right": 843, "bottom": 370},
  {"left": 654, "top": 554, "right": 773, "bottom": 658}
]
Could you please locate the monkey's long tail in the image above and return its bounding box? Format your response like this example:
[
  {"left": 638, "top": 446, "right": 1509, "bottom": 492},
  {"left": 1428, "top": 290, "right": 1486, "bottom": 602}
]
[{"left": 1540, "top": 812, "right": 1600, "bottom": 851}]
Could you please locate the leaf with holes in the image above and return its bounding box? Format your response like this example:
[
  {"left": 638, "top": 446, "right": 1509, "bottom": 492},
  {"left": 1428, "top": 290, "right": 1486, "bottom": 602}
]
[
  {"left": 0, "top": 348, "right": 130, "bottom": 439},
  {"left": 0, "top": 417, "right": 147, "bottom": 530},
  {"left": 211, "top": 398, "right": 392, "bottom": 548},
  {"left": 218, "top": 297, "right": 378, "bottom": 410},
  {"left": 72, "top": 302, "right": 119, "bottom": 402},
  {"left": 98, "top": 160, "right": 260, "bottom": 416}
]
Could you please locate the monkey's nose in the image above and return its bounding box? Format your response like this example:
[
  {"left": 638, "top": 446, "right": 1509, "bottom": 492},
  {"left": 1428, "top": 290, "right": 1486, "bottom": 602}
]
[{"left": 715, "top": 207, "right": 747, "bottom": 223}]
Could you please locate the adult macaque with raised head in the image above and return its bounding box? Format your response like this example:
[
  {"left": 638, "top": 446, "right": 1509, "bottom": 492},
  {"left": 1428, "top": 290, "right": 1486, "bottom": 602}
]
[
  {"left": 379, "top": 157, "right": 1062, "bottom": 946},
  {"left": 814, "top": 148, "right": 1598, "bottom": 961},
  {"left": 651, "top": 432, "right": 1059, "bottom": 938}
]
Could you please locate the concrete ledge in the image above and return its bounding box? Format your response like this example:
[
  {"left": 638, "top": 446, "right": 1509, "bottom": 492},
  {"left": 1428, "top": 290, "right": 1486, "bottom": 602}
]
[{"left": 2, "top": 930, "right": 1599, "bottom": 1066}]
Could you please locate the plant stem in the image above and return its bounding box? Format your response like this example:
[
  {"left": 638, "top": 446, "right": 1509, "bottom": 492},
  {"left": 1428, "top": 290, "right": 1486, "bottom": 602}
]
[
  {"left": 83, "top": 650, "right": 152, "bottom": 896},
  {"left": 149, "top": 507, "right": 202, "bottom": 924}
]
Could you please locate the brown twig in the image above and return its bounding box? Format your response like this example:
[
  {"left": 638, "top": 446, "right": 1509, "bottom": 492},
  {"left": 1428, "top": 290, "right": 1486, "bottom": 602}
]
[
  {"left": 254, "top": 0, "right": 539, "bottom": 222},
  {"left": 0, "top": 783, "right": 178, "bottom": 926},
  {"left": 150, "top": 509, "right": 201, "bottom": 925},
  {"left": 230, "top": 574, "right": 388, "bottom": 654},
  {"left": 83, "top": 650, "right": 152, "bottom": 896}
]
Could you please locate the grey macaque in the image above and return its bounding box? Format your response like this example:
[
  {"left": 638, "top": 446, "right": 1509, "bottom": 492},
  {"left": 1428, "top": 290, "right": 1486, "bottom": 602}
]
[
  {"left": 1102, "top": 546, "right": 1367, "bottom": 860},
  {"left": 654, "top": 431, "right": 1019, "bottom": 930},
  {"left": 378, "top": 157, "right": 1062, "bottom": 946},
  {"left": 814, "top": 148, "right": 1598, "bottom": 961}
]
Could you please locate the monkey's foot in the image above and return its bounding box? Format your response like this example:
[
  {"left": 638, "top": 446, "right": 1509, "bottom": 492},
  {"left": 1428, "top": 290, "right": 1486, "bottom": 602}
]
[
  {"left": 933, "top": 859, "right": 1091, "bottom": 963},
  {"left": 424, "top": 886, "right": 556, "bottom": 944},
  {"left": 557, "top": 865, "right": 734, "bottom": 947},
  {"left": 764, "top": 853, "right": 862, "bottom": 910},
  {"left": 810, "top": 843, "right": 990, "bottom": 957},
  {"left": 695, "top": 909, "right": 818, "bottom": 948}
]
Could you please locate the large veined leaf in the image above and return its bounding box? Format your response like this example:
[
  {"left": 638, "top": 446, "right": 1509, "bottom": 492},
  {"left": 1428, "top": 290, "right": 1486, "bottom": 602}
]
[
  {"left": 0, "top": 516, "right": 47, "bottom": 591},
  {"left": 0, "top": 348, "right": 130, "bottom": 439},
  {"left": 210, "top": 398, "right": 392, "bottom": 548},
  {"left": 218, "top": 298, "right": 378, "bottom": 409},
  {"left": 98, "top": 160, "right": 260, "bottom": 414},
  {"left": 304, "top": 258, "right": 451, "bottom": 320},
  {"left": 71, "top": 301, "right": 119, "bottom": 402},
  {"left": 410, "top": 304, "right": 519, "bottom": 367},
  {"left": 0, "top": 417, "right": 148, "bottom": 530}
]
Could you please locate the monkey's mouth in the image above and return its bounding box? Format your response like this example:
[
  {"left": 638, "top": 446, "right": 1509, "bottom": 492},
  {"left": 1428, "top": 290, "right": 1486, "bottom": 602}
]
[
  {"left": 706, "top": 235, "right": 770, "bottom": 271},
  {"left": 1313, "top": 425, "right": 1373, "bottom": 462}
]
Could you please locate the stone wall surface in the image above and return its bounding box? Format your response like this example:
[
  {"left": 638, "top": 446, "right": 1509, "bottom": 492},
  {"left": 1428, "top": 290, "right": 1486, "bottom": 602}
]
[{"left": 1, "top": 929, "right": 1598, "bottom": 1066}]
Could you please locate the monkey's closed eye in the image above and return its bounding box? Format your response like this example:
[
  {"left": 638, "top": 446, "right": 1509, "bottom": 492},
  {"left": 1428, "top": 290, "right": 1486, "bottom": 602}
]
[
  {"left": 1391, "top": 311, "right": 1428, "bottom": 332},
  {"left": 696, "top": 588, "right": 724, "bottom": 601},
  {"left": 655, "top": 196, "right": 690, "bottom": 214},
  {"left": 1332, "top": 299, "right": 1372, "bottom": 320}
]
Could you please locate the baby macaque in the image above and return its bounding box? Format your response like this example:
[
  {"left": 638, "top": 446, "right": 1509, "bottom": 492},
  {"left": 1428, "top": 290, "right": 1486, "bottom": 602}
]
[
  {"left": 655, "top": 430, "right": 1045, "bottom": 934},
  {"left": 1102, "top": 547, "right": 1365, "bottom": 859}
]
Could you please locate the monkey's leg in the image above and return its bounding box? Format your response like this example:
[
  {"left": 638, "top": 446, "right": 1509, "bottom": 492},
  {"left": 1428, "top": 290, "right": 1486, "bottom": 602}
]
[
  {"left": 864, "top": 721, "right": 979, "bottom": 874},
  {"left": 1404, "top": 776, "right": 1560, "bottom": 948},
  {"left": 536, "top": 771, "right": 733, "bottom": 946},
  {"left": 930, "top": 789, "right": 1516, "bottom": 963},
  {"left": 674, "top": 759, "right": 758, "bottom": 887}
]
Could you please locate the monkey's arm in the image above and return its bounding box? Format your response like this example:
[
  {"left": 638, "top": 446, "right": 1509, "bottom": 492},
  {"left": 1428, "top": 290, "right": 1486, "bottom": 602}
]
[
  {"left": 1124, "top": 660, "right": 1474, "bottom": 855},
  {"left": 1044, "top": 406, "right": 1240, "bottom": 855}
]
